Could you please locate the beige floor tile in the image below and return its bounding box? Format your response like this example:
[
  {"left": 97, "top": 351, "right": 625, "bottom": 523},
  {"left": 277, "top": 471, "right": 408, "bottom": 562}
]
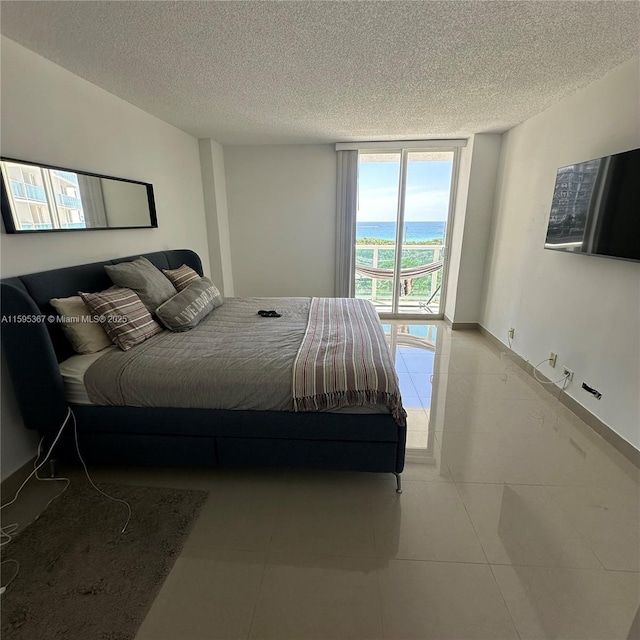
[
  {"left": 545, "top": 484, "right": 640, "bottom": 571},
  {"left": 431, "top": 396, "right": 557, "bottom": 434},
  {"left": 269, "top": 476, "right": 377, "bottom": 557},
  {"left": 437, "top": 416, "right": 639, "bottom": 491},
  {"left": 367, "top": 471, "right": 411, "bottom": 492},
  {"left": 434, "top": 336, "right": 497, "bottom": 356},
  {"left": 553, "top": 409, "right": 640, "bottom": 482},
  {"left": 405, "top": 408, "right": 430, "bottom": 430},
  {"left": 135, "top": 547, "right": 265, "bottom": 640},
  {"left": 446, "top": 347, "right": 520, "bottom": 375},
  {"left": 457, "top": 483, "right": 602, "bottom": 568},
  {"left": 371, "top": 480, "right": 486, "bottom": 562},
  {"left": 249, "top": 553, "right": 383, "bottom": 640},
  {"left": 378, "top": 559, "right": 518, "bottom": 639},
  {"left": 398, "top": 456, "right": 453, "bottom": 483},
  {"left": 442, "top": 371, "right": 547, "bottom": 402},
  {"left": 492, "top": 564, "right": 640, "bottom": 640},
  {"left": 401, "top": 430, "right": 452, "bottom": 482},
  {"left": 437, "top": 431, "right": 545, "bottom": 484},
  {"left": 526, "top": 423, "right": 640, "bottom": 494},
  {"left": 184, "top": 475, "right": 282, "bottom": 552},
  {"left": 10, "top": 322, "right": 640, "bottom": 640},
  {"left": 406, "top": 429, "right": 430, "bottom": 449}
]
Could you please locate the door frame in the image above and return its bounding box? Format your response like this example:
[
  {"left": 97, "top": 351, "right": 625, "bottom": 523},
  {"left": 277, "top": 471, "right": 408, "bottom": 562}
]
[{"left": 356, "top": 145, "right": 462, "bottom": 320}]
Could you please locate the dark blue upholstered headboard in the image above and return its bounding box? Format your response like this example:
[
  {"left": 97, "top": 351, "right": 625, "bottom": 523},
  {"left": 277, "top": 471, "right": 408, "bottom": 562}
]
[{"left": 0, "top": 249, "right": 202, "bottom": 433}]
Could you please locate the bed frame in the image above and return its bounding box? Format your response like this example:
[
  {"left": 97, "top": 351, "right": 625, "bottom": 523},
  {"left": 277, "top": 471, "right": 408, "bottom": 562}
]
[{"left": 1, "top": 250, "right": 406, "bottom": 490}]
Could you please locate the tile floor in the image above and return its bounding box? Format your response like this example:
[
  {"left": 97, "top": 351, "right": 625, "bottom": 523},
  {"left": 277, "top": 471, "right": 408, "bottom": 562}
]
[{"left": 5, "top": 322, "right": 640, "bottom": 639}]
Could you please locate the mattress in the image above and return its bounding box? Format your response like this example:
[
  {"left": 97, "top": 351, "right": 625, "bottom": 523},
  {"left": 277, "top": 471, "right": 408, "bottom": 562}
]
[
  {"left": 59, "top": 347, "right": 117, "bottom": 405},
  {"left": 59, "top": 349, "right": 389, "bottom": 414}
]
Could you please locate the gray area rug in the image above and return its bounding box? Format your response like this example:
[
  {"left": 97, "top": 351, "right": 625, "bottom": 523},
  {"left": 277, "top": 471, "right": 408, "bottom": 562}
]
[{"left": 1, "top": 481, "right": 207, "bottom": 640}]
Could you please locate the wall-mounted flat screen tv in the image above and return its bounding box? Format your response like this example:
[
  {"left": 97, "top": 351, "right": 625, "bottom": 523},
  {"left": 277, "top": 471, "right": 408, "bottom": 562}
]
[{"left": 544, "top": 148, "right": 639, "bottom": 262}]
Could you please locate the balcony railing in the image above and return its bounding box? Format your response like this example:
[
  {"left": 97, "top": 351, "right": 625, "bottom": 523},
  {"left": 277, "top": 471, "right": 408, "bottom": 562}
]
[
  {"left": 52, "top": 170, "right": 79, "bottom": 184},
  {"left": 55, "top": 193, "right": 83, "bottom": 209},
  {"left": 355, "top": 243, "right": 443, "bottom": 310},
  {"left": 10, "top": 180, "right": 46, "bottom": 202},
  {"left": 10, "top": 180, "right": 83, "bottom": 209},
  {"left": 17, "top": 221, "right": 87, "bottom": 230}
]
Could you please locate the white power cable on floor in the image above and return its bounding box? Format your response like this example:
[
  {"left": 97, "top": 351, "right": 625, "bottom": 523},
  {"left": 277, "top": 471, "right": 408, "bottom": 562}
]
[
  {"left": 1, "top": 437, "right": 72, "bottom": 548},
  {"left": 0, "top": 408, "right": 73, "bottom": 595},
  {"left": 1, "top": 407, "right": 73, "bottom": 533},
  {"left": 72, "top": 411, "right": 132, "bottom": 534},
  {"left": 33, "top": 437, "right": 71, "bottom": 512},
  {"left": 1, "top": 407, "right": 132, "bottom": 595}
]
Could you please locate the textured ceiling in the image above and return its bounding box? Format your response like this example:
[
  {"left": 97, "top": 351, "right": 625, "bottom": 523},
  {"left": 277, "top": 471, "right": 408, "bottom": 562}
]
[{"left": 1, "top": 1, "right": 638, "bottom": 145}]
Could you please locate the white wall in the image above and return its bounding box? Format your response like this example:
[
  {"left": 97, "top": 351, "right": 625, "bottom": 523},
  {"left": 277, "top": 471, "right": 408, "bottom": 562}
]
[
  {"left": 224, "top": 145, "right": 337, "bottom": 297},
  {"left": 0, "top": 37, "right": 211, "bottom": 479},
  {"left": 453, "top": 135, "right": 502, "bottom": 322},
  {"left": 444, "top": 134, "right": 502, "bottom": 323},
  {"left": 444, "top": 140, "right": 473, "bottom": 321},
  {"left": 199, "top": 139, "right": 234, "bottom": 295},
  {"left": 481, "top": 57, "right": 640, "bottom": 449}
]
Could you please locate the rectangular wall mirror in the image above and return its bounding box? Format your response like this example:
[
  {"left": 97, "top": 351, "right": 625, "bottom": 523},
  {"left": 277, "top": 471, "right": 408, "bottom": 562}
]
[{"left": 0, "top": 158, "right": 157, "bottom": 233}]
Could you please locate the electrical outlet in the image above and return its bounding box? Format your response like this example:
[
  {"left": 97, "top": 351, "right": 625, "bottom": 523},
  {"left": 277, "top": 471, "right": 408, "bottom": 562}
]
[
  {"left": 549, "top": 352, "right": 557, "bottom": 368},
  {"left": 508, "top": 328, "right": 515, "bottom": 340},
  {"left": 563, "top": 367, "right": 574, "bottom": 382}
]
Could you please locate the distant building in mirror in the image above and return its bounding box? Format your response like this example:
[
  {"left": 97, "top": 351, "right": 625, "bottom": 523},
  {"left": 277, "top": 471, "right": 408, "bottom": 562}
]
[
  {"left": 0, "top": 159, "right": 157, "bottom": 233},
  {"left": 4, "top": 163, "right": 86, "bottom": 230}
]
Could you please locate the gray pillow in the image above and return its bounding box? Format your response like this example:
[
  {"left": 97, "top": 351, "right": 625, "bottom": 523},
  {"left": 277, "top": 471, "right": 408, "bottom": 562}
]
[
  {"left": 105, "top": 256, "right": 177, "bottom": 312},
  {"left": 49, "top": 295, "right": 113, "bottom": 354},
  {"left": 155, "top": 277, "right": 223, "bottom": 331}
]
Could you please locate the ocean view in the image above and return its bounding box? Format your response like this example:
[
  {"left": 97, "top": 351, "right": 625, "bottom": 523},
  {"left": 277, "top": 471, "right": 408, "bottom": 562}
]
[{"left": 356, "top": 221, "right": 445, "bottom": 243}]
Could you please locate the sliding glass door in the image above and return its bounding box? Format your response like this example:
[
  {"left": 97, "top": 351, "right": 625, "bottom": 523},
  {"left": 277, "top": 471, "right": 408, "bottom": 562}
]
[
  {"left": 355, "top": 148, "right": 456, "bottom": 316},
  {"left": 354, "top": 153, "right": 401, "bottom": 311}
]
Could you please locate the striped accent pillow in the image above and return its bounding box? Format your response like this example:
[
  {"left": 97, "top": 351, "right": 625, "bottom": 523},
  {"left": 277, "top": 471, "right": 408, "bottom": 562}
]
[
  {"left": 79, "top": 287, "right": 163, "bottom": 351},
  {"left": 162, "top": 264, "right": 201, "bottom": 292}
]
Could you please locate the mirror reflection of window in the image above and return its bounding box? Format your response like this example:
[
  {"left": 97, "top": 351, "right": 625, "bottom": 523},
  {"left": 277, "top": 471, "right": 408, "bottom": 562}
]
[
  {"left": 4, "top": 163, "right": 52, "bottom": 230},
  {"left": 50, "top": 170, "right": 86, "bottom": 229},
  {"left": 1, "top": 159, "right": 156, "bottom": 232}
]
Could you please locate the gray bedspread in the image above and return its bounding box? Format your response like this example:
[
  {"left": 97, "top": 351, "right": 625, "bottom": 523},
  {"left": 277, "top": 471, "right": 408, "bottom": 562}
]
[
  {"left": 85, "top": 297, "right": 312, "bottom": 410},
  {"left": 85, "top": 297, "right": 393, "bottom": 415}
]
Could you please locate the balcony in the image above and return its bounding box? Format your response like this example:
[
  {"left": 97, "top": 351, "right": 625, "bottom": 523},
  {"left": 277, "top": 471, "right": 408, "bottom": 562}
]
[
  {"left": 355, "top": 243, "right": 443, "bottom": 314},
  {"left": 55, "top": 193, "right": 83, "bottom": 209},
  {"left": 17, "top": 221, "right": 86, "bottom": 231},
  {"left": 53, "top": 170, "right": 79, "bottom": 184},
  {"left": 10, "top": 180, "right": 46, "bottom": 202},
  {"left": 9, "top": 180, "right": 82, "bottom": 209}
]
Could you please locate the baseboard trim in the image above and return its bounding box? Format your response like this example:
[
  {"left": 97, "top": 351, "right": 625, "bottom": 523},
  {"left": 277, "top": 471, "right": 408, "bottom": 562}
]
[
  {"left": 477, "top": 325, "right": 640, "bottom": 468},
  {"left": 443, "top": 316, "right": 480, "bottom": 331},
  {"left": 450, "top": 322, "right": 479, "bottom": 331},
  {"left": 1, "top": 456, "right": 37, "bottom": 496}
]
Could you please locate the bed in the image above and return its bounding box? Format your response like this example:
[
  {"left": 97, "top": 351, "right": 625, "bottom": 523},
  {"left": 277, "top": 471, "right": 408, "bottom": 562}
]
[{"left": 0, "top": 250, "right": 406, "bottom": 490}]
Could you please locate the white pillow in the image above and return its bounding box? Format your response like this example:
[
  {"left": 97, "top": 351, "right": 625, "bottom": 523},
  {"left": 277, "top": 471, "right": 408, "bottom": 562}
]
[{"left": 49, "top": 295, "right": 112, "bottom": 354}]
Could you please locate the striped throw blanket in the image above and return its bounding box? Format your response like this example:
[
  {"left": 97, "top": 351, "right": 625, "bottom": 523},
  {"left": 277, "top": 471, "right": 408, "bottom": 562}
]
[{"left": 292, "top": 298, "right": 406, "bottom": 426}]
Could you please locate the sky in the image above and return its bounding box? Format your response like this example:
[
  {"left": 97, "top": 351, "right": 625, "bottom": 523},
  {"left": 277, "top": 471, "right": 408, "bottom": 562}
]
[{"left": 357, "top": 158, "right": 453, "bottom": 222}]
